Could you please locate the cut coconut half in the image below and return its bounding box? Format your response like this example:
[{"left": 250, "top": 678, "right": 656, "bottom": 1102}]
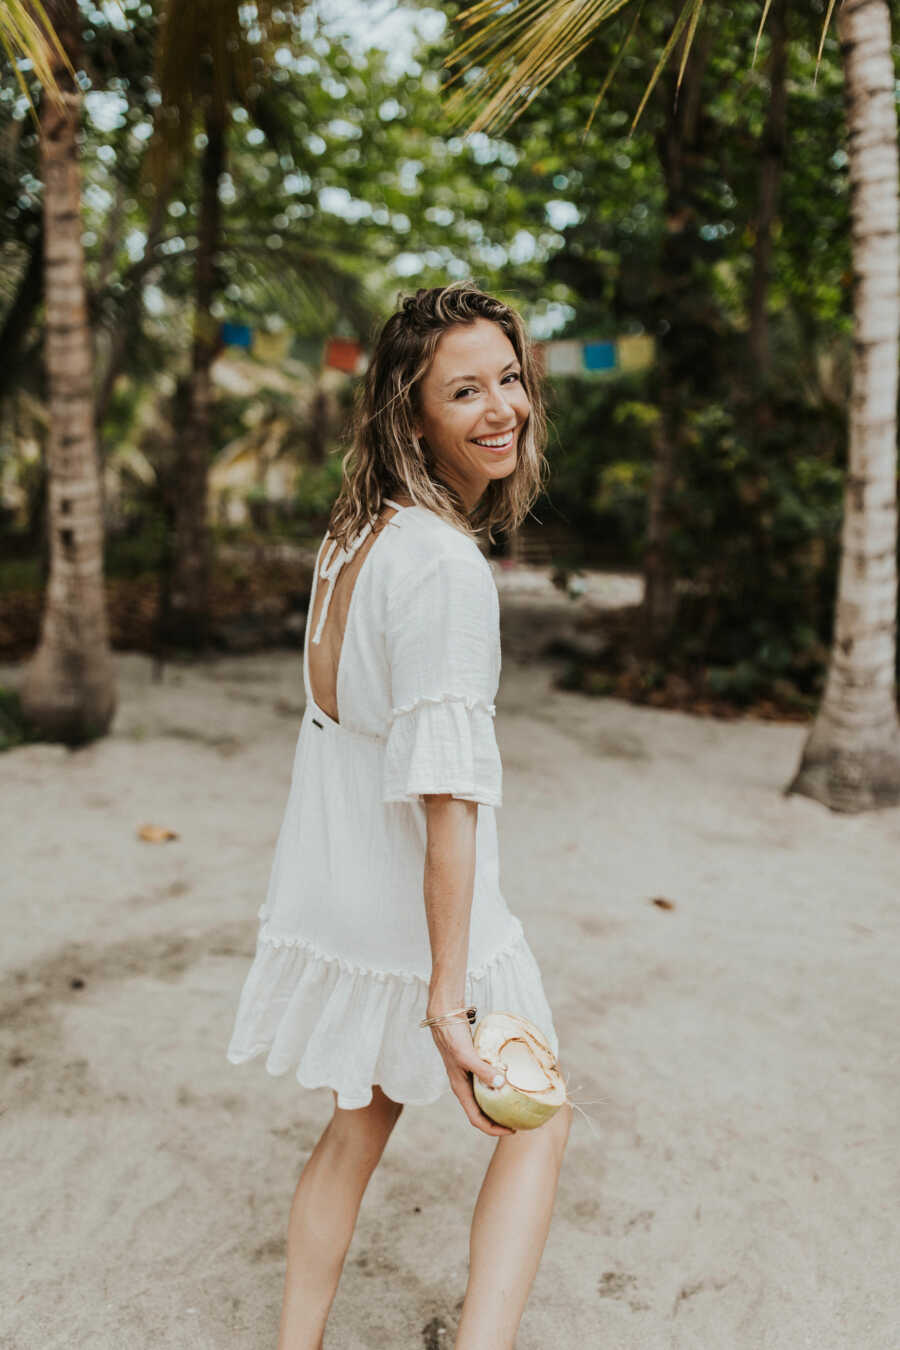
[{"left": 472, "top": 1011, "right": 567, "bottom": 1130}]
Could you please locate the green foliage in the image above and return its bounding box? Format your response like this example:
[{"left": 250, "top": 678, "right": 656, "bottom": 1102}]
[
  {"left": 293, "top": 456, "right": 346, "bottom": 522},
  {"left": 542, "top": 374, "right": 656, "bottom": 565},
  {"left": 0, "top": 556, "right": 40, "bottom": 590},
  {"left": 0, "top": 2, "right": 883, "bottom": 712},
  {"left": 670, "top": 390, "right": 843, "bottom": 694},
  {"left": 486, "top": 2, "right": 858, "bottom": 704},
  {"left": 543, "top": 361, "right": 845, "bottom": 697},
  {"left": 104, "top": 512, "right": 168, "bottom": 580}
]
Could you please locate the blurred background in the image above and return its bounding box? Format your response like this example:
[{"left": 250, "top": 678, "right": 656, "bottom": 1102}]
[
  {"left": 0, "top": 0, "right": 875, "bottom": 748},
  {"left": 3, "top": 4, "right": 900, "bottom": 1349}
]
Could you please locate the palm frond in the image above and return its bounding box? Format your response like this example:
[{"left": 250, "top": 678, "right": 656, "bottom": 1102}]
[
  {"left": 0, "top": 0, "right": 75, "bottom": 120},
  {"left": 815, "top": 0, "right": 839, "bottom": 81},
  {"left": 675, "top": 0, "right": 705, "bottom": 97},
  {"left": 752, "top": 0, "right": 774, "bottom": 66},
  {"left": 582, "top": 0, "right": 643, "bottom": 142},
  {"left": 626, "top": 0, "right": 703, "bottom": 135},
  {"left": 223, "top": 236, "right": 376, "bottom": 335},
  {"left": 444, "top": 0, "right": 840, "bottom": 138},
  {"left": 445, "top": 0, "right": 633, "bottom": 136}
]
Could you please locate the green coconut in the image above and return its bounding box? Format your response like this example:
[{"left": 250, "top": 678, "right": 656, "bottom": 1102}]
[{"left": 472, "top": 1011, "right": 567, "bottom": 1130}]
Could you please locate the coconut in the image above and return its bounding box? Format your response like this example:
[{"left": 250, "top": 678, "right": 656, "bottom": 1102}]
[{"left": 472, "top": 1011, "right": 567, "bottom": 1130}]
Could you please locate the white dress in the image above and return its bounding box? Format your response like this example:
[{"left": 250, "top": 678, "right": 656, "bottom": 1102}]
[{"left": 226, "top": 498, "right": 559, "bottom": 1109}]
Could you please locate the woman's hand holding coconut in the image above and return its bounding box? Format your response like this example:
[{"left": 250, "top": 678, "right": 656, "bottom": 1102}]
[{"left": 426, "top": 1010, "right": 517, "bottom": 1137}]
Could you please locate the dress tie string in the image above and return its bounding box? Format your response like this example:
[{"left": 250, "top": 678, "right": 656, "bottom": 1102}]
[
  {"left": 311, "top": 499, "right": 406, "bottom": 647},
  {"left": 311, "top": 525, "right": 373, "bottom": 646}
]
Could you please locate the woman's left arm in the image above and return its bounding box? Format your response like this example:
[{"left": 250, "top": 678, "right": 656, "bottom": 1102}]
[{"left": 422, "top": 791, "right": 515, "bottom": 1136}]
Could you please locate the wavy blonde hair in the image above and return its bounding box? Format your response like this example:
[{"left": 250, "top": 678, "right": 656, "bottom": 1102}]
[{"left": 326, "top": 281, "right": 549, "bottom": 550}]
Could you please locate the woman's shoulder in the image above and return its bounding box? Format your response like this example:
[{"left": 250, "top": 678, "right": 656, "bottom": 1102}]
[{"left": 383, "top": 504, "right": 492, "bottom": 591}]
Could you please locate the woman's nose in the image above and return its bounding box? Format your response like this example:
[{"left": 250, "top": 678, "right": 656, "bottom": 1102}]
[{"left": 485, "top": 384, "right": 515, "bottom": 421}]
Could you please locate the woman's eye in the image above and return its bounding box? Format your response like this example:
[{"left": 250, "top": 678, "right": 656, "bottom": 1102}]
[{"left": 453, "top": 372, "right": 521, "bottom": 399}]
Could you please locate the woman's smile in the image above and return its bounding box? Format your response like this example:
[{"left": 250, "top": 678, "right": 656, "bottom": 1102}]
[{"left": 471, "top": 429, "right": 517, "bottom": 453}]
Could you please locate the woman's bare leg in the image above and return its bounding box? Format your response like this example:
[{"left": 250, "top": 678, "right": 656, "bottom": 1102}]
[
  {"left": 454, "top": 1103, "right": 572, "bottom": 1350},
  {"left": 277, "top": 1085, "right": 403, "bottom": 1350}
]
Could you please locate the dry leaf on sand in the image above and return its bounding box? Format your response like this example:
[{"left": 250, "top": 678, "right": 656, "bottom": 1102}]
[{"left": 137, "top": 824, "right": 179, "bottom": 843}]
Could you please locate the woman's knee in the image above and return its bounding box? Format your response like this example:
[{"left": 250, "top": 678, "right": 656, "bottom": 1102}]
[
  {"left": 532, "top": 1100, "right": 571, "bottom": 1152},
  {"left": 504, "top": 1101, "right": 572, "bottom": 1164}
]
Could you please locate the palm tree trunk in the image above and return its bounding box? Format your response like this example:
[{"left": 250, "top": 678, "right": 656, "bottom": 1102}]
[
  {"left": 640, "top": 28, "right": 713, "bottom": 654},
  {"left": 748, "top": 0, "right": 788, "bottom": 379},
  {"left": 788, "top": 0, "right": 900, "bottom": 811},
  {"left": 641, "top": 378, "right": 679, "bottom": 648},
  {"left": 20, "top": 0, "right": 116, "bottom": 743},
  {"left": 166, "top": 100, "right": 228, "bottom": 648}
]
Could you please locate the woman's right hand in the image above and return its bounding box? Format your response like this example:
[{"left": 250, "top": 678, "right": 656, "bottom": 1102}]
[{"left": 429, "top": 1018, "right": 516, "bottom": 1137}]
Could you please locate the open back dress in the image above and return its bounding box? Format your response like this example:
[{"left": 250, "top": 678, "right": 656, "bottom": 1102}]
[{"left": 226, "top": 498, "right": 559, "bottom": 1109}]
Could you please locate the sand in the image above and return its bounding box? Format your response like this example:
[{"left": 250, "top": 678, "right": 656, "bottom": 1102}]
[{"left": 2, "top": 634, "right": 898, "bottom": 1349}]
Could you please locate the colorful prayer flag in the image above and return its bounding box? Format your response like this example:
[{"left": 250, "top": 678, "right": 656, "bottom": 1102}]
[
  {"left": 543, "top": 340, "right": 583, "bottom": 376},
  {"left": 617, "top": 334, "right": 655, "bottom": 373},
  {"left": 324, "top": 337, "right": 364, "bottom": 374},
  {"left": 221, "top": 321, "right": 253, "bottom": 349},
  {"left": 251, "top": 329, "right": 292, "bottom": 364},
  {"left": 583, "top": 340, "right": 616, "bottom": 372}
]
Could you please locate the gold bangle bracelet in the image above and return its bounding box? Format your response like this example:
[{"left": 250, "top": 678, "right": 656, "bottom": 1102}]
[{"left": 419, "top": 1005, "right": 477, "bottom": 1029}]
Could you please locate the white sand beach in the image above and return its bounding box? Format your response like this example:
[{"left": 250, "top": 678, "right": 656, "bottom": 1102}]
[{"left": 2, "top": 642, "right": 898, "bottom": 1349}]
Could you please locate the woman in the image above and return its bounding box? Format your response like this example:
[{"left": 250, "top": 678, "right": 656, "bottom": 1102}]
[{"left": 227, "top": 281, "right": 572, "bottom": 1349}]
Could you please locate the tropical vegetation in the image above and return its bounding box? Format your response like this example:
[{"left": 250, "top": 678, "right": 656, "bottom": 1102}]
[{"left": 1, "top": 0, "right": 899, "bottom": 812}]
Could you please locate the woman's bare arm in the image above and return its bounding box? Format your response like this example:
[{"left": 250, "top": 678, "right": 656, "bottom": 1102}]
[
  {"left": 422, "top": 794, "right": 515, "bottom": 1135},
  {"left": 423, "top": 794, "right": 478, "bottom": 1009}
]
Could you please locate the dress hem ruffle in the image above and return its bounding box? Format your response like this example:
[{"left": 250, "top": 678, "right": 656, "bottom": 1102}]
[
  {"left": 224, "top": 1054, "right": 458, "bottom": 1111},
  {"left": 226, "top": 916, "right": 558, "bottom": 1111},
  {"left": 254, "top": 915, "right": 525, "bottom": 982}
]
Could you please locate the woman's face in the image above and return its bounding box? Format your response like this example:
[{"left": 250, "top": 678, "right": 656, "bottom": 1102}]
[{"left": 412, "top": 318, "right": 531, "bottom": 510}]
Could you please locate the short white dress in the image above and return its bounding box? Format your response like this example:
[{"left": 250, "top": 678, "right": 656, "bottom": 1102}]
[{"left": 226, "top": 498, "right": 558, "bottom": 1109}]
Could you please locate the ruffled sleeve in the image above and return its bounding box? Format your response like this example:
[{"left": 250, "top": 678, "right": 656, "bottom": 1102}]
[{"left": 383, "top": 555, "right": 502, "bottom": 807}]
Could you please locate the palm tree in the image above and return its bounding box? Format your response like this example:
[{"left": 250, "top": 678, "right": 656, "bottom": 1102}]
[
  {"left": 445, "top": 0, "right": 900, "bottom": 813},
  {"left": 147, "top": 1, "right": 306, "bottom": 649},
  {"left": 787, "top": 0, "right": 900, "bottom": 810},
  {"left": 18, "top": 0, "right": 117, "bottom": 742},
  {"left": 747, "top": 0, "right": 788, "bottom": 381}
]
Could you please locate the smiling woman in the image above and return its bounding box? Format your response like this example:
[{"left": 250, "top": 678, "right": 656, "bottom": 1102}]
[{"left": 226, "top": 282, "right": 569, "bottom": 1350}]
